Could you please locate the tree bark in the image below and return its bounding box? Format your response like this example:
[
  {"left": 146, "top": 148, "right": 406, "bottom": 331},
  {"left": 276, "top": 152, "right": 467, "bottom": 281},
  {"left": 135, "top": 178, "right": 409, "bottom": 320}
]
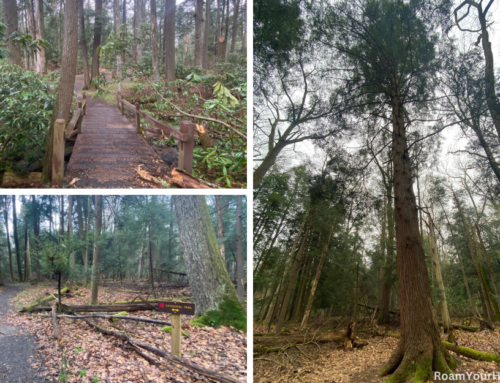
[
  {"left": 136, "top": 0, "right": 143, "bottom": 63},
  {"left": 3, "top": 199, "right": 14, "bottom": 281},
  {"left": 150, "top": 0, "right": 159, "bottom": 81},
  {"left": 173, "top": 196, "right": 240, "bottom": 314},
  {"left": 84, "top": 196, "right": 91, "bottom": 286},
  {"left": 229, "top": 0, "right": 239, "bottom": 53},
  {"left": 215, "top": 196, "right": 226, "bottom": 260},
  {"left": 68, "top": 196, "right": 75, "bottom": 272},
  {"left": 32, "top": 196, "right": 41, "bottom": 282},
  {"left": 12, "top": 196, "right": 22, "bottom": 282},
  {"left": 164, "top": 0, "right": 175, "bottom": 82},
  {"left": 91, "top": 196, "right": 103, "bottom": 304},
  {"left": 113, "top": 0, "right": 123, "bottom": 91},
  {"left": 52, "top": 305, "right": 62, "bottom": 340},
  {"left": 202, "top": 0, "right": 211, "bottom": 69},
  {"left": 194, "top": 0, "right": 204, "bottom": 67},
  {"left": 379, "top": 95, "right": 459, "bottom": 381},
  {"left": 40, "top": 0, "right": 79, "bottom": 183},
  {"left": 91, "top": 0, "right": 103, "bottom": 85},
  {"left": 275, "top": 211, "right": 313, "bottom": 334},
  {"left": 24, "top": 224, "right": 31, "bottom": 281},
  {"left": 35, "top": 0, "right": 46, "bottom": 74},
  {"left": 4, "top": 0, "right": 22, "bottom": 66},
  {"left": 235, "top": 196, "right": 244, "bottom": 301},
  {"left": 78, "top": 0, "right": 90, "bottom": 89}
]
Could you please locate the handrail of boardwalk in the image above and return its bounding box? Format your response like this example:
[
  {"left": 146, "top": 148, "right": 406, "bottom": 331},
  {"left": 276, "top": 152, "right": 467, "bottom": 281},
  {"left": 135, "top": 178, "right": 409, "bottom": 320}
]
[
  {"left": 52, "top": 93, "right": 87, "bottom": 187},
  {"left": 116, "top": 92, "right": 196, "bottom": 174}
]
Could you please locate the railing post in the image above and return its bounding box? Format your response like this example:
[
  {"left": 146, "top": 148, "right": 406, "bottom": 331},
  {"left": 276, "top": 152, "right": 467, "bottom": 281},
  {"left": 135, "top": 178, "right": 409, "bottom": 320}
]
[
  {"left": 135, "top": 102, "right": 141, "bottom": 134},
  {"left": 178, "top": 121, "right": 195, "bottom": 173},
  {"left": 52, "top": 119, "right": 65, "bottom": 187},
  {"left": 120, "top": 92, "right": 124, "bottom": 115},
  {"left": 77, "top": 102, "right": 83, "bottom": 134},
  {"left": 82, "top": 92, "right": 87, "bottom": 115}
]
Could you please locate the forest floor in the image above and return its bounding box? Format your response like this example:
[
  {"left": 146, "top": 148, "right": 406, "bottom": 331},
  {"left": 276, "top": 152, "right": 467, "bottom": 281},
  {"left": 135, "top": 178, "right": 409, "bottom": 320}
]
[
  {"left": 4, "top": 281, "right": 246, "bottom": 382},
  {"left": 254, "top": 320, "right": 500, "bottom": 383}
]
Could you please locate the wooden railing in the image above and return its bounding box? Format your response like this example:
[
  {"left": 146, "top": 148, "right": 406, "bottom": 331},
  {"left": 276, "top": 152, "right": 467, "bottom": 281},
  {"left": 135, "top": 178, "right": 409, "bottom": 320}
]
[
  {"left": 116, "top": 92, "right": 196, "bottom": 174},
  {"left": 52, "top": 93, "right": 87, "bottom": 187}
]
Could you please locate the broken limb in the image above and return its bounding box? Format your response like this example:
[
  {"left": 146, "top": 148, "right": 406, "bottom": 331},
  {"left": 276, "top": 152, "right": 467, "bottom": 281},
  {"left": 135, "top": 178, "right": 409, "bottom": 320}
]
[
  {"left": 38, "top": 314, "right": 171, "bottom": 326},
  {"left": 84, "top": 320, "right": 243, "bottom": 383},
  {"left": 443, "top": 342, "right": 500, "bottom": 364}
]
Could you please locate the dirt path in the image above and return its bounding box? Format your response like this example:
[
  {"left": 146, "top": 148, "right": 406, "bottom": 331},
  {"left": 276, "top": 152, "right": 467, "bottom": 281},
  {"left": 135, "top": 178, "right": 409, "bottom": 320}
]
[
  {"left": 0, "top": 284, "right": 47, "bottom": 382},
  {"left": 65, "top": 78, "right": 173, "bottom": 188}
]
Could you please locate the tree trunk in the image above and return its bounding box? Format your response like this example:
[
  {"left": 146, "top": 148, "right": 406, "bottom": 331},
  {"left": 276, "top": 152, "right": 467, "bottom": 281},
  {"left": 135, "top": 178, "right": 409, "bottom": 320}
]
[
  {"left": 194, "top": 0, "right": 204, "bottom": 67},
  {"left": 32, "top": 196, "right": 41, "bottom": 282},
  {"left": 229, "top": 0, "right": 239, "bottom": 53},
  {"left": 4, "top": 0, "right": 22, "bottom": 66},
  {"left": 427, "top": 218, "right": 452, "bottom": 333},
  {"left": 379, "top": 95, "right": 459, "bottom": 382},
  {"left": 235, "top": 196, "right": 244, "bottom": 301},
  {"left": 40, "top": 0, "right": 79, "bottom": 183},
  {"left": 76, "top": 196, "right": 85, "bottom": 278},
  {"left": 84, "top": 196, "right": 91, "bottom": 286},
  {"left": 68, "top": 196, "right": 75, "bottom": 273},
  {"left": 3, "top": 199, "right": 15, "bottom": 281},
  {"left": 202, "top": 0, "right": 211, "bottom": 69},
  {"left": 253, "top": 141, "right": 287, "bottom": 186},
  {"left": 173, "top": 196, "right": 240, "bottom": 314},
  {"left": 35, "top": 0, "right": 46, "bottom": 74},
  {"left": 91, "top": 0, "right": 103, "bottom": 85},
  {"left": 91, "top": 196, "right": 103, "bottom": 304},
  {"left": 301, "top": 221, "right": 335, "bottom": 328},
  {"left": 215, "top": 196, "right": 226, "bottom": 260},
  {"left": 150, "top": 0, "right": 159, "bottom": 82},
  {"left": 240, "top": 0, "right": 246, "bottom": 52},
  {"left": 12, "top": 196, "right": 23, "bottom": 282},
  {"left": 275, "top": 211, "right": 313, "bottom": 334},
  {"left": 114, "top": 0, "right": 123, "bottom": 91},
  {"left": 24, "top": 225, "right": 31, "bottom": 281},
  {"left": 136, "top": 0, "right": 143, "bottom": 63},
  {"left": 164, "top": 0, "right": 175, "bottom": 82}
]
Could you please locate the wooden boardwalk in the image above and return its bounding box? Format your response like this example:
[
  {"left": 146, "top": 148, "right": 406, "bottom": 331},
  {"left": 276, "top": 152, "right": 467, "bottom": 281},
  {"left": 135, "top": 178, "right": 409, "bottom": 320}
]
[{"left": 65, "top": 97, "right": 172, "bottom": 188}]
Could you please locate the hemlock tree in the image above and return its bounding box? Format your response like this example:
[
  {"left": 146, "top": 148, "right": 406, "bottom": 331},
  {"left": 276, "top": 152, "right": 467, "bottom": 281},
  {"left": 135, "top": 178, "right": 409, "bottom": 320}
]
[
  {"left": 41, "top": 0, "right": 79, "bottom": 183},
  {"left": 91, "top": 195, "right": 102, "bottom": 304},
  {"left": 318, "top": 0, "right": 460, "bottom": 380},
  {"left": 173, "top": 196, "right": 240, "bottom": 315},
  {"left": 164, "top": 0, "right": 176, "bottom": 82},
  {"left": 3, "top": 0, "right": 22, "bottom": 66}
]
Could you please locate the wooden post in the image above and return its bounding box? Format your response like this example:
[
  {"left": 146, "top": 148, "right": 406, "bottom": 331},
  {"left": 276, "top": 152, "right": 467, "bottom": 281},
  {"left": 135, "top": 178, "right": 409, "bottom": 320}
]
[
  {"left": 135, "top": 103, "right": 141, "bottom": 135},
  {"left": 52, "top": 119, "right": 65, "bottom": 187},
  {"left": 82, "top": 92, "right": 87, "bottom": 115},
  {"left": 171, "top": 313, "right": 181, "bottom": 357},
  {"left": 119, "top": 93, "right": 124, "bottom": 115},
  {"left": 178, "top": 121, "right": 195, "bottom": 173},
  {"left": 77, "top": 102, "right": 83, "bottom": 134}
]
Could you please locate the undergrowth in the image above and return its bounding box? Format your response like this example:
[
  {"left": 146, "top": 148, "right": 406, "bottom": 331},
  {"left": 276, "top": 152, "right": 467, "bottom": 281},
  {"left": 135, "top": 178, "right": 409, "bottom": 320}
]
[{"left": 191, "top": 297, "right": 247, "bottom": 332}]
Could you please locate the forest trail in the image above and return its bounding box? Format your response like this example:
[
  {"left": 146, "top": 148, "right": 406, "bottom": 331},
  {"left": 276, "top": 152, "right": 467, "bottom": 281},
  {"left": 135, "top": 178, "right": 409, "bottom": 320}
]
[
  {"left": 0, "top": 284, "right": 47, "bottom": 382},
  {"left": 65, "top": 78, "right": 172, "bottom": 188}
]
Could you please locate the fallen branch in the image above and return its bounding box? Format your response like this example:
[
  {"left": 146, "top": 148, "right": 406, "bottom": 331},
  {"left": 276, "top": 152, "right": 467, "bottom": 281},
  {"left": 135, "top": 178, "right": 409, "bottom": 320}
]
[
  {"left": 21, "top": 303, "right": 157, "bottom": 313},
  {"left": 438, "top": 321, "right": 479, "bottom": 332},
  {"left": 85, "top": 320, "right": 242, "bottom": 383},
  {"left": 52, "top": 305, "right": 62, "bottom": 340},
  {"left": 21, "top": 286, "right": 69, "bottom": 312},
  {"left": 443, "top": 341, "right": 500, "bottom": 364},
  {"left": 38, "top": 314, "right": 171, "bottom": 326}
]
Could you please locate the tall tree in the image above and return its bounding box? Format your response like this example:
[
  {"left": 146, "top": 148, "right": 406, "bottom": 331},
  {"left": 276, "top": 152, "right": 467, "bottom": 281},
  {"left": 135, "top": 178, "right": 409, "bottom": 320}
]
[
  {"left": 135, "top": 0, "right": 143, "bottom": 63},
  {"left": 32, "top": 196, "right": 41, "bottom": 282},
  {"left": 12, "top": 196, "right": 22, "bottom": 282},
  {"left": 79, "top": 0, "right": 91, "bottom": 89},
  {"left": 35, "top": 0, "right": 46, "bottom": 74},
  {"left": 164, "top": 0, "right": 175, "bottom": 82},
  {"left": 68, "top": 195, "right": 75, "bottom": 272},
  {"left": 3, "top": 198, "right": 15, "bottom": 281},
  {"left": 215, "top": 196, "right": 226, "bottom": 260},
  {"left": 91, "top": 196, "right": 102, "bottom": 304},
  {"left": 150, "top": 0, "right": 160, "bottom": 81},
  {"left": 318, "top": 0, "right": 460, "bottom": 379},
  {"left": 202, "top": 0, "right": 211, "bottom": 69},
  {"left": 84, "top": 196, "right": 91, "bottom": 286},
  {"left": 173, "top": 196, "right": 240, "bottom": 314},
  {"left": 3, "top": 0, "right": 22, "bottom": 66},
  {"left": 40, "top": 0, "right": 79, "bottom": 183},
  {"left": 229, "top": 0, "right": 239, "bottom": 53},
  {"left": 235, "top": 196, "right": 244, "bottom": 301},
  {"left": 194, "top": 0, "right": 204, "bottom": 67},
  {"left": 91, "top": 0, "right": 103, "bottom": 84}
]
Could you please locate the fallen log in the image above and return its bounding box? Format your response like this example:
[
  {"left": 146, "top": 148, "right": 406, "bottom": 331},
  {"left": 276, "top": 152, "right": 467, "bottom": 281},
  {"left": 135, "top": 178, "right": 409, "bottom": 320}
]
[
  {"left": 438, "top": 322, "right": 479, "bottom": 332},
  {"left": 254, "top": 322, "right": 365, "bottom": 351},
  {"left": 357, "top": 302, "right": 400, "bottom": 316},
  {"left": 101, "top": 298, "right": 192, "bottom": 305},
  {"left": 21, "top": 286, "right": 69, "bottom": 312},
  {"left": 85, "top": 320, "right": 242, "bottom": 383},
  {"left": 21, "top": 303, "right": 158, "bottom": 313},
  {"left": 39, "top": 314, "right": 171, "bottom": 326},
  {"left": 443, "top": 341, "right": 500, "bottom": 364},
  {"left": 52, "top": 306, "right": 62, "bottom": 340}
]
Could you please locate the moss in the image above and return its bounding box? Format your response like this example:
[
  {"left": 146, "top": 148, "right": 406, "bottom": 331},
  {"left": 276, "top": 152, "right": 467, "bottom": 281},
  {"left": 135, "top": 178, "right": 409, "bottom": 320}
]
[
  {"left": 443, "top": 341, "right": 500, "bottom": 363},
  {"left": 190, "top": 296, "right": 247, "bottom": 332},
  {"left": 108, "top": 311, "right": 127, "bottom": 323},
  {"left": 161, "top": 326, "right": 190, "bottom": 337}
]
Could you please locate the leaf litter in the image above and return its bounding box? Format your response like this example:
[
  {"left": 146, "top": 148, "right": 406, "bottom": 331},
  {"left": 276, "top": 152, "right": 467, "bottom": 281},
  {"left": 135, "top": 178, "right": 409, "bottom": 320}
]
[
  {"left": 6, "top": 283, "right": 246, "bottom": 382},
  {"left": 254, "top": 322, "right": 500, "bottom": 383}
]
